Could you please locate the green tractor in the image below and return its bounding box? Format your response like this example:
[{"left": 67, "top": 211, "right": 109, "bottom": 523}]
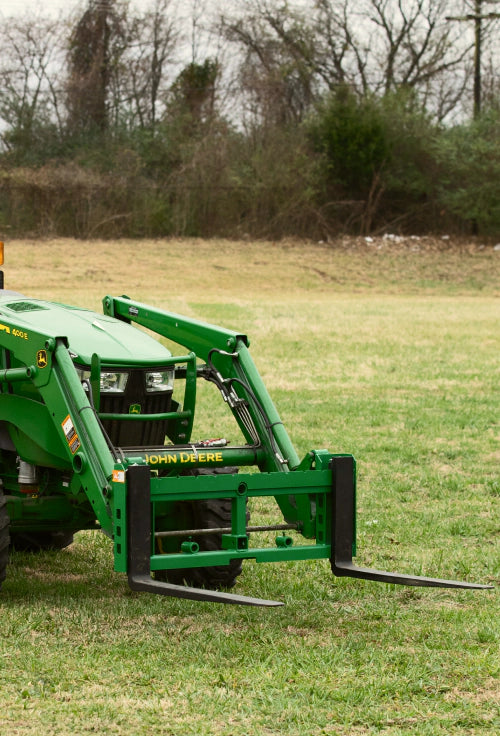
[{"left": 0, "top": 245, "right": 491, "bottom": 605}]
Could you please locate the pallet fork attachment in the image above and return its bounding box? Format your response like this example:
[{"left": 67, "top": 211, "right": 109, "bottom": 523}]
[
  {"left": 126, "top": 465, "right": 283, "bottom": 607},
  {"left": 126, "top": 459, "right": 490, "bottom": 608},
  {"left": 331, "top": 456, "right": 492, "bottom": 590}
]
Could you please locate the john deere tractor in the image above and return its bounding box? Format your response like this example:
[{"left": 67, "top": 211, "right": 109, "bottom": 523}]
[{"left": 0, "top": 245, "right": 490, "bottom": 605}]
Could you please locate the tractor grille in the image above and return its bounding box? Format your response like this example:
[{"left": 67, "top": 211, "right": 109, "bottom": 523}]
[{"left": 99, "top": 369, "right": 173, "bottom": 448}]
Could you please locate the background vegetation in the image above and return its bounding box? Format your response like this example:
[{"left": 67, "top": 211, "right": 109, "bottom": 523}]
[
  {"left": 0, "top": 0, "right": 499, "bottom": 240},
  {"left": 0, "top": 236, "right": 499, "bottom": 735}
]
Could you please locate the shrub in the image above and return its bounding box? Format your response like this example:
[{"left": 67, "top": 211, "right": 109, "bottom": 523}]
[
  {"left": 308, "top": 87, "right": 443, "bottom": 234},
  {"left": 434, "top": 108, "right": 500, "bottom": 234},
  {"left": 309, "top": 87, "right": 390, "bottom": 198}
]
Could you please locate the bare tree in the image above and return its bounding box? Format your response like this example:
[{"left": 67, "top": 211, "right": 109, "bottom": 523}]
[
  {"left": 222, "top": 2, "right": 319, "bottom": 126},
  {"left": 115, "top": 0, "right": 178, "bottom": 130},
  {"left": 0, "top": 13, "right": 66, "bottom": 152},
  {"left": 364, "top": 0, "right": 473, "bottom": 119},
  {"left": 223, "top": 0, "right": 478, "bottom": 121},
  {"left": 116, "top": 0, "right": 223, "bottom": 130}
]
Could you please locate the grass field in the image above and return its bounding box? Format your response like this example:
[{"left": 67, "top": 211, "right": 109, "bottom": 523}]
[{"left": 0, "top": 236, "right": 499, "bottom": 735}]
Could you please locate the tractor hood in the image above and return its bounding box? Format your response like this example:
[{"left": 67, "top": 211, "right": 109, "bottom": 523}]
[{"left": 0, "top": 292, "right": 172, "bottom": 366}]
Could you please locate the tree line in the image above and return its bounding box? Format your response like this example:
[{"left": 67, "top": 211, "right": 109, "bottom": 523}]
[{"left": 0, "top": 0, "right": 499, "bottom": 240}]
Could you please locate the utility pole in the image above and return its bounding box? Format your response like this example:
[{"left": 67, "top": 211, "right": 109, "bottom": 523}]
[{"left": 447, "top": 0, "right": 500, "bottom": 117}]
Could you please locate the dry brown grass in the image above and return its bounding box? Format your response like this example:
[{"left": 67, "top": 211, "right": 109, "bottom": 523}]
[{"left": 4, "top": 236, "right": 498, "bottom": 312}]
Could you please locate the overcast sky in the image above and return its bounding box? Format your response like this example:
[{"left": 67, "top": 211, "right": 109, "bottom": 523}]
[
  {"left": 1, "top": 0, "right": 76, "bottom": 14},
  {"left": 0, "top": 0, "right": 232, "bottom": 19}
]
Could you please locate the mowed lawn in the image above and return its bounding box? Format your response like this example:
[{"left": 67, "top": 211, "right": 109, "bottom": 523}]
[{"left": 0, "top": 237, "right": 499, "bottom": 735}]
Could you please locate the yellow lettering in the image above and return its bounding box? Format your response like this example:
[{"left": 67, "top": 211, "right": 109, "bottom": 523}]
[
  {"left": 12, "top": 329, "right": 28, "bottom": 340},
  {"left": 147, "top": 451, "right": 222, "bottom": 465}
]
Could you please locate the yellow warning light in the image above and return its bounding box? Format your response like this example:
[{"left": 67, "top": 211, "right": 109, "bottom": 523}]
[{"left": 0, "top": 242, "right": 3, "bottom": 266}]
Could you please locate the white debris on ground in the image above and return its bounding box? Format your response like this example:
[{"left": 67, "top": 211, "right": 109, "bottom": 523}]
[{"left": 320, "top": 234, "right": 500, "bottom": 253}]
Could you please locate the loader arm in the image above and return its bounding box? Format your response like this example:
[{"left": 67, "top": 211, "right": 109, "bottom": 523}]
[
  {"left": 0, "top": 312, "right": 116, "bottom": 534},
  {"left": 35, "top": 339, "right": 115, "bottom": 533}
]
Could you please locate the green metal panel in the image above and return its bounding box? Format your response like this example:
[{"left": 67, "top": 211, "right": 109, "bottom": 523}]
[
  {"left": 6, "top": 494, "right": 98, "bottom": 532},
  {"left": 35, "top": 340, "right": 116, "bottom": 533},
  {"left": 0, "top": 300, "right": 115, "bottom": 533},
  {"left": 112, "top": 468, "right": 128, "bottom": 573}
]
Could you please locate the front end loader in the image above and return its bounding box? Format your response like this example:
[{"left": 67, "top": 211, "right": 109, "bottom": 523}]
[{"left": 0, "top": 245, "right": 491, "bottom": 605}]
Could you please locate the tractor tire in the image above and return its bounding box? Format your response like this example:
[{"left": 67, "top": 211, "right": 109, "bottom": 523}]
[
  {"left": 156, "top": 468, "right": 248, "bottom": 590},
  {"left": 0, "top": 486, "right": 10, "bottom": 591},
  {"left": 9, "top": 530, "right": 74, "bottom": 552}
]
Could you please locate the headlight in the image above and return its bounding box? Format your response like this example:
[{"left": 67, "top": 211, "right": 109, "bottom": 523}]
[
  {"left": 75, "top": 367, "right": 129, "bottom": 393},
  {"left": 145, "top": 370, "right": 174, "bottom": 393},
  {"left": 75, "top": 367, "right": 90, "bottom": 385},
  {"left": 101, "top": 372, "right": 129, "bottom": 393}
]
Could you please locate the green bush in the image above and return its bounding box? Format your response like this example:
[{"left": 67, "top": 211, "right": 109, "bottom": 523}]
[
  {"left": 309, "top": 87, "right": 390, "bottom": 198},
  {"left": 308, "top": 87, "right": 441, "bottom": 233},
  {"left": 434, "top": 108, "right": 500, "bottom": 234}
]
